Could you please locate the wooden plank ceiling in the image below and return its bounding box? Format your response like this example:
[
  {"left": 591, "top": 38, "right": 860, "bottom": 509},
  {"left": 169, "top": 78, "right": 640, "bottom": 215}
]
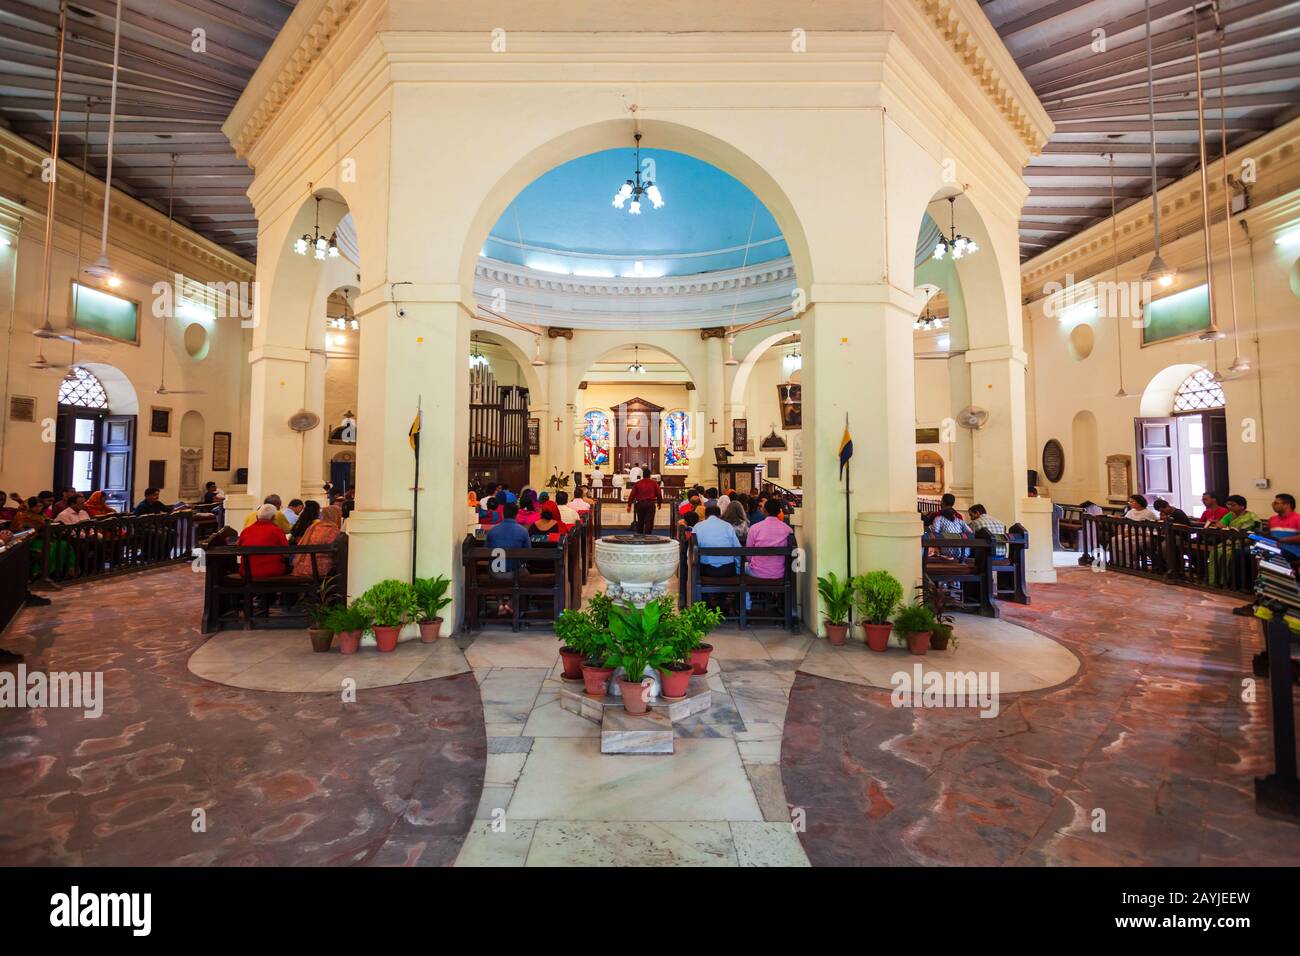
[
  {"left": 982, "top": 0, "right": 1300, "bottom": 260},
  {"left": 0, "top": 0, "right": 297, "bottom": 263},
  {"left": 1, "top": 1, "right": 1298, "bottom": 264}
]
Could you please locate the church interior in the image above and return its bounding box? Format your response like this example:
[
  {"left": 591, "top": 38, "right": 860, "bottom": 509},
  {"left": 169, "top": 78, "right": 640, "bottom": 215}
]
[{"left": 2, "top": 0, "right": 1300, "bottom": 884}]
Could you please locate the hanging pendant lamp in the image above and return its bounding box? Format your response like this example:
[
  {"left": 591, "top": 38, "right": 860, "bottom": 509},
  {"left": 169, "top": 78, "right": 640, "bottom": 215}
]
[
  {"left": 1107, "top": 154, "right": 1130, "bottom": 398},
  {"left": 1141, "top": 0, "right": 1176, "bottom": 288}
]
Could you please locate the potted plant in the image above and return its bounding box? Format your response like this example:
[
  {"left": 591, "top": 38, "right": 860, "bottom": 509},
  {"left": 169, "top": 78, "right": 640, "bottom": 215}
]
[
  {"left": 603, "top": 601, "right": 674, "bottom": 715},
  {"left": 893, "top": 601, "right": 937, "bottom": 656},
  {"left": 558, "top": 592, "right": 617, "bottom": 696},
  {"left": 355, "top": 579, "right": 420, "bottom": 652},
  {"left": 325, "top": 604, "right": 370, "bottom": 655},
  {"left": 555, "top": 606, "right": 599, "bottom": 681},
  {"left": 306, "top": 575, "right": 338, "bottom": 653},
  {"left": 816, "top": 572, "right": 854, "bottom": 645},
  {"left": 919, "top": 576, "right": 958, "bottom": 652},
  {"left": 544, "top": 468, "right": 571, "bottom": 494},
  {"left": 853, "top": 569, "right": 903, "bottom": 651},
  {"left": 662, "top": 598, "right": 722, "bottom": 697},
  {"left": 412, "top": 575, "right": 452, "bottom": 643}
]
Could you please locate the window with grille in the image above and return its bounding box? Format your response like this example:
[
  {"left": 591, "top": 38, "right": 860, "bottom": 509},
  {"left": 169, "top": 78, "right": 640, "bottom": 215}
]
[
  {"left": 57, "top": 366, "right": 109, "bottom": 409},
  {"left": 1172, "top": 368, "right": 1225, "bottom": 413}
]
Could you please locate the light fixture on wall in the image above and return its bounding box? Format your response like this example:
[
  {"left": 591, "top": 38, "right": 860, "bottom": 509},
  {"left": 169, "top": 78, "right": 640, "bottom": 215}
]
[
  {"left": 293, "top": 192, "right": 340, "bottom": 260},
  {"left": 468, "top": 334, "right": 490, "bottom": 370},
  {"left": 531, "top": 335, "right": 546, "bottom": 367},
  {"left": 627, "top": 344, "right": 648, "bottom": 375},
  {"left": 611, "top": 132, "right": 663, "bottom": 215},
  {"left": 913, "top": 306, "right": 944, "bottom": 332},
  {"left": 931, "top": 196, "right": 979, "bottom": 261},
  {"left": 1140, "top": 0, "right": 1176, "bottom": 289}
]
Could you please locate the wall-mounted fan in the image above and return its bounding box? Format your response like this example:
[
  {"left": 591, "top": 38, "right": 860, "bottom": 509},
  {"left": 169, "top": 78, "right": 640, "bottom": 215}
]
[
  {"left": 956, "top": 405, "right": 989, "bottom": 430},
  {"left": 288, "top": 410, "right": 321, "bottom": 432}
]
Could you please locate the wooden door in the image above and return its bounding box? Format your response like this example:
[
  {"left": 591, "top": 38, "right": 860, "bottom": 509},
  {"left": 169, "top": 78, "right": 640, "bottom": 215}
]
[
  {"left": 1202, "top": 410, "right": 1229, "bottom": 497},
  {"left": 100, "top": 415, "right": 136, "bottom": 513},
  {"left": 614, "top": 398, "right": 662, "bottom": 474},
  {"left": 1134, "top": 416, "right": 1179, "bottom": 503}
]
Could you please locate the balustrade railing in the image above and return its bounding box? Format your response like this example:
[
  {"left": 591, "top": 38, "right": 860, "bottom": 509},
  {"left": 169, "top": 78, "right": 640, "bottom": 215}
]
[{"left": 1081, "top": 513, "right": 1257, "bottom": 595}]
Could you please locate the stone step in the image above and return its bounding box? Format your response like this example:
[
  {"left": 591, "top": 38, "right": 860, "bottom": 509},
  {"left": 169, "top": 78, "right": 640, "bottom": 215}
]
[{"left": 601, "top": 707, "right": 674, "bottom": 754}]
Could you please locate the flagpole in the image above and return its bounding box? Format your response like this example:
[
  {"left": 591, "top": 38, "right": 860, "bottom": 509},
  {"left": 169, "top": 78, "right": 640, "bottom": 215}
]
[
  {"left": 844, "top": 412, "right": 852, "bottom": 582},
  {"left": 411, "top": 395, "right": 421, "bottom": 585}
]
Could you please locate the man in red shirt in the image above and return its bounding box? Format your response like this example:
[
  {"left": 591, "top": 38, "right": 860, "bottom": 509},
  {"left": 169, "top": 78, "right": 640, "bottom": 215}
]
[
  {"left": 626, "top": 474, "right": 663, "bottom": 536},
  {"left": 237, "top": 504, "right": 290, "bottom": 577},
  {"left": 1269, "top": 493, "right": 1300, "bottom": 557},
  {"left": 1199, "top": 491, "right": 1229, "bottom": 526}
]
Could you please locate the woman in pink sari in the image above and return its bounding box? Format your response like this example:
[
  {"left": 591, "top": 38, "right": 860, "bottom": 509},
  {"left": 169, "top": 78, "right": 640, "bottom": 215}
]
[{"left": 292, "top": 504, "right": 343, "bottom": 577}]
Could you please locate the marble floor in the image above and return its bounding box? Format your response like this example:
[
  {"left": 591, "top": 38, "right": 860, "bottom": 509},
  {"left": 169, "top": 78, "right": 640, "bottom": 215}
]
[{"left": 3, "top": 560, "right": 1296, "bottom": 867}]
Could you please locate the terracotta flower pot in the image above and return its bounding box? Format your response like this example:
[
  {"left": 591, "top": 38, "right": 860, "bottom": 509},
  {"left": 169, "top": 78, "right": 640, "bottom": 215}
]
[
  {"left": 659, "top": 663, "right": 693, "bottom": 699},
  {"left": 373, "top": 625, "right": 400, "bottom": 653},
  {"left": 558, "top": 647, "right": 585, "bottom": 680},
  {"left": 419, "top": 618, "right": 443, "bottom": 644},
  {"left": 581, "top": 662, "right": 615, "bottom": 697},
  {"left": 906, "top": 631, "right": 931, "bottom": 655},
  {"left": 337, "top": 630, "right": 362, "bottom": 655},
  {"left": 688, "top": 643, "right": 714, "bottom": 676},
  {"left": 618, "top": 678, "right": 651, "bottom": 715},
  {"left": 862, "top": 623, "right": 893, "bottom": 652},
  {"left": 308, "top": 628, "right": 333, "bottom": 653},
  {"left": 824, "top": 622, "right": 849, "bottom": 646},
  {"left": 930, "top": 629, "right": 951, "bottom": 652}
]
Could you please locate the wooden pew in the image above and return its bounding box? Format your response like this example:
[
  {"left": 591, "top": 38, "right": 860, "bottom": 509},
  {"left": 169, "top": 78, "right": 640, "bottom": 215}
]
[
  {"left": 201, "top": 533, "right": 348, "bottom": 633},
  {"left": 920, "top": 530, "right": 1012, "bottom": 618},
  {"left": 462, "top": 529, "right": 574, "bottom": 632},
  {"left": 685, "top": 533, "right": 800, "bottom": 632}
]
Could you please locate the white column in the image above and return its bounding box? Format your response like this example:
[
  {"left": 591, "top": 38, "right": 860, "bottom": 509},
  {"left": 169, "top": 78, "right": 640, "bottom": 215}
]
[
  {"left": 301, "top": 346, "right": 327, "bottom": 503},
  {"left": 703, "top": 329, "right": 725, "bottom": 464},
  {"left": 547, "top": 329, "right": 571, "bottom": 483}
]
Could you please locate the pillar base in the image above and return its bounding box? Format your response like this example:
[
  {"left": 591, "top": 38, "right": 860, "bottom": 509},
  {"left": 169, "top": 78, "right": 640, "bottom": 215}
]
[
  {"left": 1019, "top": 496, "right": 1058, "bottom": 584},
  {"left": 301, "top": 480, "right": 329, "bottom": 505},
  {"left": 345, "top": 509, "right": 413, "bottom": 600},
  {"left": 854, "top": 510, "right": 923, "bottom": 593},
  {"left": 223, "top": 493, "right": 258, "bottom": 531}
]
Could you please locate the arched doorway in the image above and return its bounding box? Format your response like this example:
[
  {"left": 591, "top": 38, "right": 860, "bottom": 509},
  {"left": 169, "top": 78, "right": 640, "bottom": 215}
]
[
  {"left": 1136, "top": 365, "right": 1229, "bottom": 514},
  {"left": 53, "top": 364, "right": 139, "bottom": 511}
]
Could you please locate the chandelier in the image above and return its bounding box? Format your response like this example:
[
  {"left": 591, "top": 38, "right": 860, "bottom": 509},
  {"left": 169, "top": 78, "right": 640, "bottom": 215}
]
[
  {"left": 782, "top": 341, "right": 802, "bottom": 375},
  {"left": 913, "top": 306, "right": 945, "bottom": 332},
  {"left": 469, "top": 335, "right": 490, "bottom": 370},
  {"left": 612, "top": 133, "right": 663, "bottom": 215},
  {"left": 293, "top": 193, "right": 340, "bottom": 260},
  {"left": 328, "top": 291, "right": 359, "bottom": 330},
  {"left": 628, "top": 344, "right": 647, "bottom": 375},
  {"left": 932, "top": 196, "right": 979, "bottom": 261}
]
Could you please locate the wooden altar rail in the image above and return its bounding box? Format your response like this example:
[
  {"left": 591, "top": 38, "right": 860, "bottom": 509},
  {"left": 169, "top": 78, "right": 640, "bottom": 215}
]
[
  {"left": 1080, "top": 514, "right": 1257, "bottom": 595},
  {"left": 31, "top": 510, "right": 207, "bottom": 584}
]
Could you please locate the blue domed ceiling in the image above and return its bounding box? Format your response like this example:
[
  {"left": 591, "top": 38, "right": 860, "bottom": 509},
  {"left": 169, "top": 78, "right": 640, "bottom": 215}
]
[{"left": 483, "top": 148, "right": 788, "bottom": 279}]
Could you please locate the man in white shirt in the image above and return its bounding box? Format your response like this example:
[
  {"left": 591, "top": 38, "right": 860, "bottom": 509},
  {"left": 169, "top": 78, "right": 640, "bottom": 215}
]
[
  {"left": 590, "top": 467, "right": 605, "bottom": 488},
  {"left": 282, "top": 498, "right": 303, "bottom": 527},
  {"left": 629, "top": 465, "right": 644, "bottom": 483},
  {"left": 554, "top": 491, "right": 580, "bottom": 525},
  {"left": 54, "top": 493, "right": 91, "bottom": 525},
  {"left": 570, "top": 490, "right": 592, "bottom": 515}
]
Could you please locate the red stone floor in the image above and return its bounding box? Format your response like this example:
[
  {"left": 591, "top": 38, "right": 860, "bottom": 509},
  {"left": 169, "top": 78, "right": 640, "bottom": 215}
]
[
  {"left": 0, "top": 567, "right": 484, "bottom": 866},
  {"left": 781, "top": 569, "right": 1300, "bottom": 866}
]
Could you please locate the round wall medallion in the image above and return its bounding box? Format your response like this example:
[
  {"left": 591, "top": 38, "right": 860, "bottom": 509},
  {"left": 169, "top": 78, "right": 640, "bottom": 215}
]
[{"left": 1042, "top": 439, "right": 1065, "bottom": 484}]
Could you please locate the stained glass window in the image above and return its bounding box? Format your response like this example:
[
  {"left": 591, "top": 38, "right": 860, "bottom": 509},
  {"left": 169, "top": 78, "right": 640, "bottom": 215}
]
[
  {"left": 1172, "top": 368, "right": 1225, "bottom": 413},
  {"left": 57, "top": 366, "right": 108, "bottom": 409},
  {"left": 663, "top": 410, "right": 689, "bottom": 467},
  {"left": 583, "top": 410, "right": 610, "bottom": 467}
]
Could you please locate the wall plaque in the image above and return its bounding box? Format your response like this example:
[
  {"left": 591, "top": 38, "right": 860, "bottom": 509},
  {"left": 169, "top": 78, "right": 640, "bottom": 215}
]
[
  {"left": 1041, "top": 439, "right": 1065, "bottom": 483},
  {"left": 732, "top": 418, "right": 748, "bottom": 453},
  {"left": 1106, "top": 454, "right": 1132, "bottom": 503},
  {"left": 527, "top": 418, "right": 540, "bottom": 456},
  {"left": 212, "top": 431, "right": 232, "bottom": 472}
]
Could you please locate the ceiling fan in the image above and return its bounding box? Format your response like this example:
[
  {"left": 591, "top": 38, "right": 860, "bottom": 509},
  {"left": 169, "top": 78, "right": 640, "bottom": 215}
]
[
  {"left": 153, "top": 153, "right": 205, "bottom": 396},
  {"left": 29, "top": 353, "right": 72, "bottom": 371}
]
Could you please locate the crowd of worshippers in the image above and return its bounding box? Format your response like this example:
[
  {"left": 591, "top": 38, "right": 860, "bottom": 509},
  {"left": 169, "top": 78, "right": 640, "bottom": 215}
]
[{"left": 674, "top": 484, "right": 797, "bottom": 580}]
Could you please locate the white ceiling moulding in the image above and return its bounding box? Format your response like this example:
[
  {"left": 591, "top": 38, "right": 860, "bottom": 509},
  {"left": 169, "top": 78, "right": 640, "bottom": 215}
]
[{"left": 473, "top": 256, "right": 796, "bottom": 330}]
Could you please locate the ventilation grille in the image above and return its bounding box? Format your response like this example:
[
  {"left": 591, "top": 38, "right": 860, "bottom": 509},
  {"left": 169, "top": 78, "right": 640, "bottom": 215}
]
[{"left": 9, "top": 396, "right": 35, "bottom": 422}]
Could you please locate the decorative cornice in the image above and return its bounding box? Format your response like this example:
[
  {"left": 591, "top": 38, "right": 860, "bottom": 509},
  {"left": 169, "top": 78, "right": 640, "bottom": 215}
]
[
  {"left": 227, "top": 0, "right": 362, "bottom": 159},
  {"left": 475, "top": 256, "right": 795, "bottom": 298},
  {"left": 911, "top": 0, "right": 1052, "bottom": 157}
]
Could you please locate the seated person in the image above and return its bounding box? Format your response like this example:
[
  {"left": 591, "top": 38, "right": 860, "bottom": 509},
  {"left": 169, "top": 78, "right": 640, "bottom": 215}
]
[
  {"left": 722, "top": 500, "right": 750, "bottom": 543},
  {"left": 242, "top": 494, "right": 293, "bottom": 532},
  {"left": 529, "top": 501, "right": 568, "bottom": 542},
  {"left": 940, "top": 492, "right": 964, "bottom": 520},
  {"left": 554, "top": 491, "right": 580, "bottom": 526},
  {"left": 53, "top": 494, "right": 92, "bottom": 525},
  {"left": 479, "top": 496, "right": 501, "bottom": 526},
  {"left": 282, "top": 498, "right": 305, "bottom": 528},
  {"left": 967, "top": 504, "right": 1006, "bottom": 535},
  {"left": 1220, "top": 494, "right": 1261, "bottom": 532},
  {"left": 1198, "top": 491, "right": 1229, "bottom": 527},
  {"left": 679, "top": 510, "right": 700, "bottom": 537},
  {"left": 747, "top": 494, "right": 768, "bottom": 528},
  {"left": 692, "top": 504, "right": 741, "bottom": 577},
  {"left": 133, "top": 487, "right": 171, "bottom": 516},
  {"left": 237, "top": 504, "right": 290, "bottom": 578},
  {"left": 494, "top": 482, "right": 517, "bottom": 505},
  {"left": 679, "top": 492, "right": 702, "bottom": 517},
  {"left": 515, "top": 490, "right": 542, "bottom": 527},
  {"left": 1153, "top": 498, "right": 1192, "bottom": 526},
  {"left": 84, "top": 490, "right": 117, "bottom": 517},
  {"left": 485, "top": 501, "right": 531, "bottom": 577},
  {"left": 930, "top": 506, "right": 972, "bottom": 560},
  {"left": 0, "top": 491, "right": 16, "bottom": 522},
  {"left": 291, "top": 505, "right": 342, "bottom": 577},
  {"left": 1267, "top": 493, "right": 1300, "bottom": 558},
  {"left": 569, "top": 490, "right": 592, "bottom": 515},
  {"left": 745, "top": 498, "right": 795, "bottom": 579},
  {"left": 1123, "top": 494, "right": 1160, "bottom": 522},
  {"left": 202, "top": 481, "right": 226, "bottom": 506}
]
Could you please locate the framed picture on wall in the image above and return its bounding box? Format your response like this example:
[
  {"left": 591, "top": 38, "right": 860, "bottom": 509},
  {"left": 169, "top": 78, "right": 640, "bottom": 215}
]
[
  {"left": 527, "top": 418, "right": 540, "bottom": 456},
  {"left": 777, "top": 383, "right": 801, "bottom": 429},
  {"left": 149, "top": 406, "right": 172, "bottom": 437},
  {"left": 766, "top": 458, "right": 781, "bottom": 480},
  {"left": 212, "top": 431, "right": 232, "bottom": 471}
]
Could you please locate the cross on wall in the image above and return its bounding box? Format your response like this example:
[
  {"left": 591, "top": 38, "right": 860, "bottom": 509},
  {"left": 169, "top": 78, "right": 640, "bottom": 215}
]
[{"left": 709, "top": 418, "right": 718, "bottom": 433}]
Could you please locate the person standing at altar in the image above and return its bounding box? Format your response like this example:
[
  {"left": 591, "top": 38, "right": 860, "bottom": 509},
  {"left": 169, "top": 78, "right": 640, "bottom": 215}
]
[{"left": 626, "top": 472, "right": 662, "bottom": 536}]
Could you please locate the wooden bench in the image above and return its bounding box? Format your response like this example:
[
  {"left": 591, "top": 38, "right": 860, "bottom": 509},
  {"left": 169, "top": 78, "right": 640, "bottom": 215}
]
[
  {"left": 201, "top": 533, "right": 348, "bottom": 633},
  {"left": 462, "top": 529, "right": 575, "bottom": 632},
  {"left": 988, "top": 524, "right": 1031, "bottom": 605},
  {"left": 35, "top": 510, "right": 201, "bottom": 584},
  {"left": 921, "top": 529, "right": 1029, "bottom": 618},
  {"left": 685, "top": 533, "right": 800, "bottom": 632}
]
